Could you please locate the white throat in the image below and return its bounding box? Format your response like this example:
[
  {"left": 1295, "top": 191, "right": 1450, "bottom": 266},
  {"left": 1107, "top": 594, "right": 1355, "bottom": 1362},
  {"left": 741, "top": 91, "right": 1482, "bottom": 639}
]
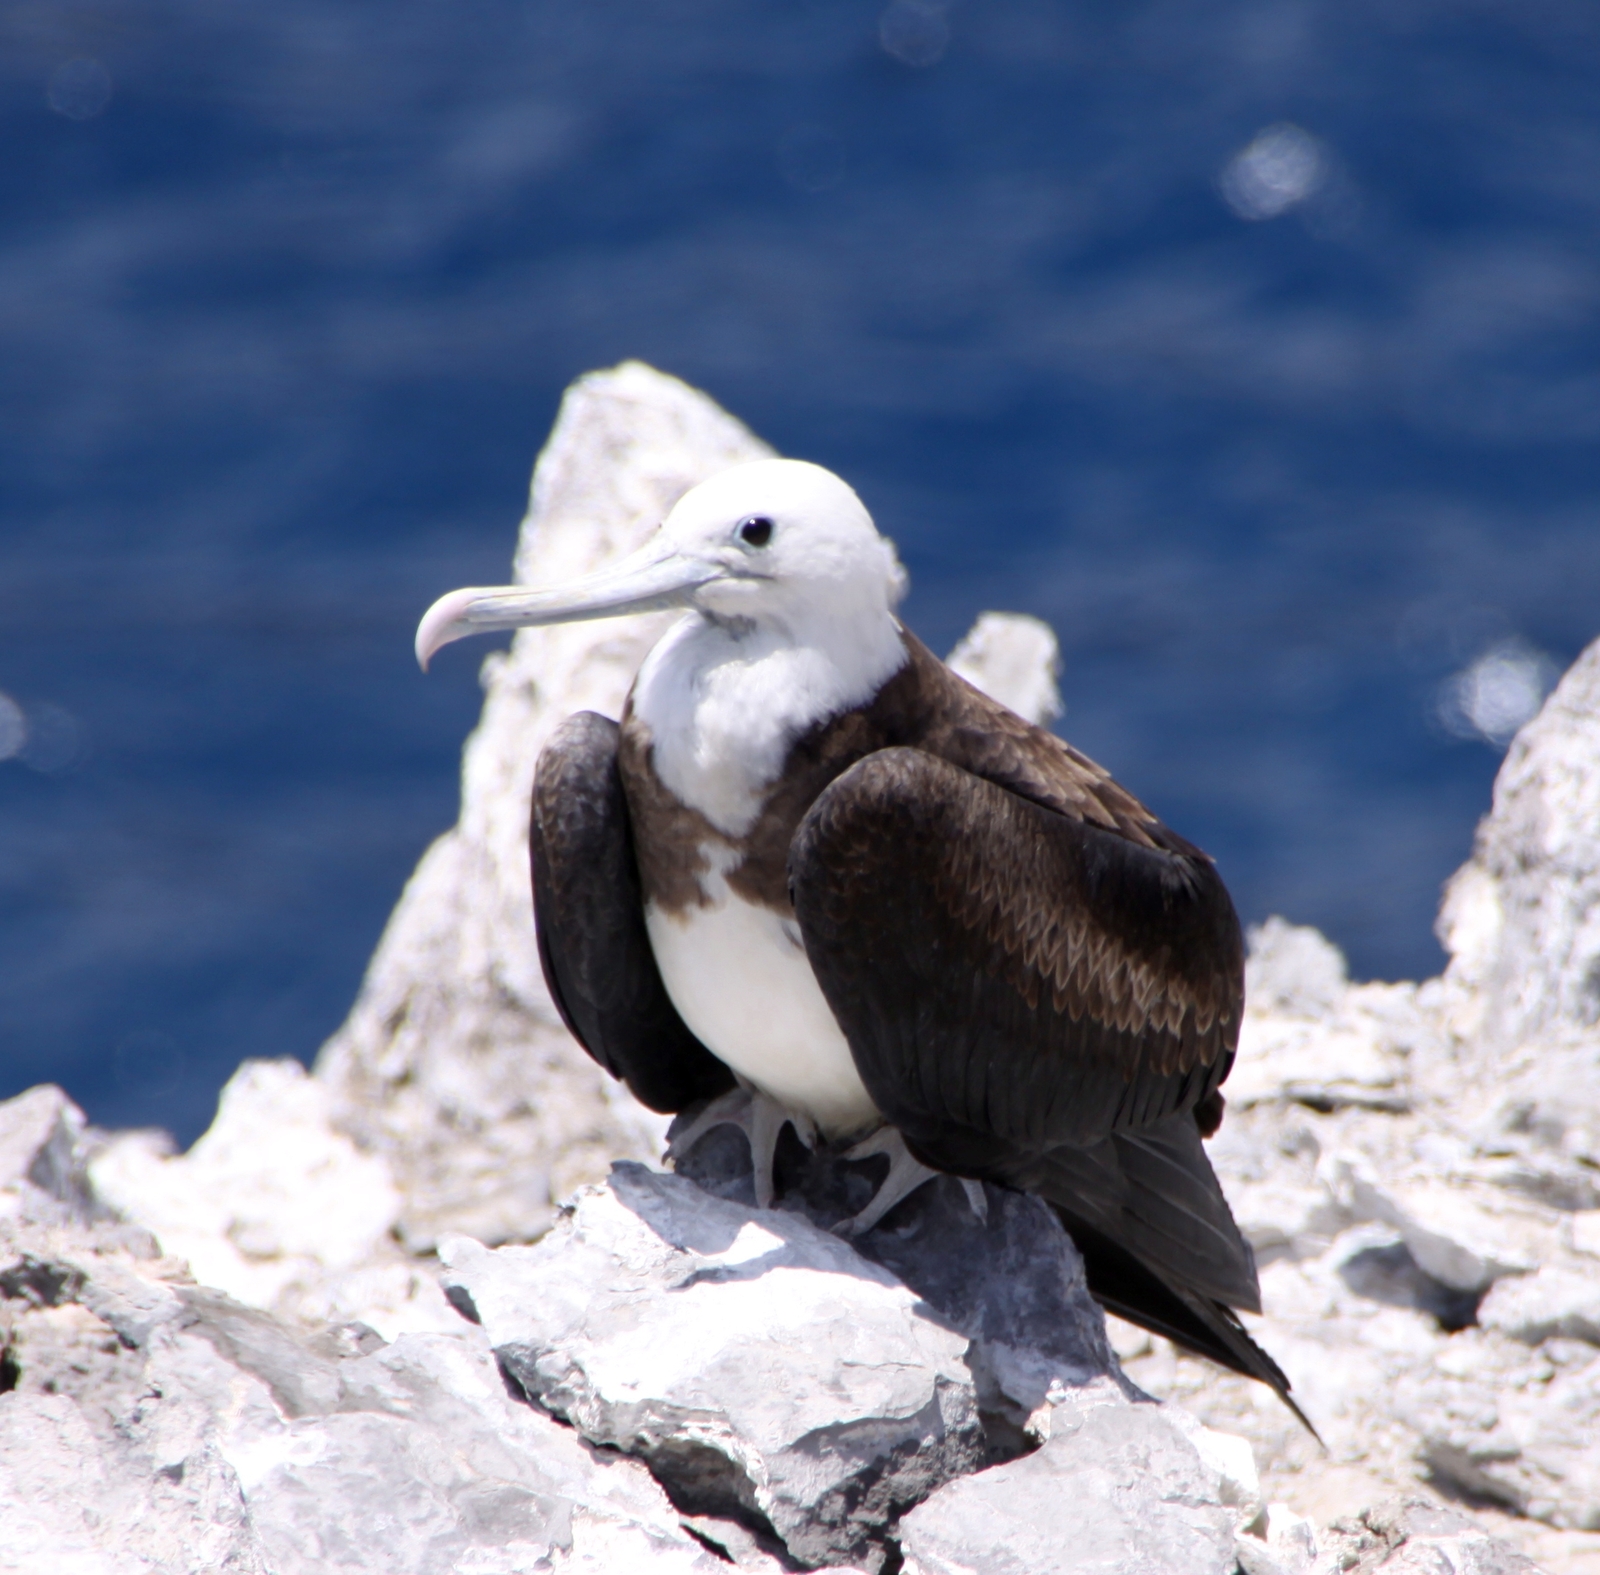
[{"left": 631, "top": 609, "right": 907, "bottom": 838}]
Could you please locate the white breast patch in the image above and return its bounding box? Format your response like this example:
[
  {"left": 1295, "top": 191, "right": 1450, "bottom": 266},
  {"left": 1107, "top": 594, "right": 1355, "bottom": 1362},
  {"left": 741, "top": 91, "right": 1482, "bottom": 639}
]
[{"left": 645, "top": 883, "right": 880, "bottom": 1142}]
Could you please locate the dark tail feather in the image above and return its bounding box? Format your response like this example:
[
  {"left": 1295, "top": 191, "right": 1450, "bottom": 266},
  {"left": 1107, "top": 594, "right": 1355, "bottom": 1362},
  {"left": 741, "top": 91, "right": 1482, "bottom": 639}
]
[{"left": 1052, "top": 1206, "right": 1322, "bottom": 1443}]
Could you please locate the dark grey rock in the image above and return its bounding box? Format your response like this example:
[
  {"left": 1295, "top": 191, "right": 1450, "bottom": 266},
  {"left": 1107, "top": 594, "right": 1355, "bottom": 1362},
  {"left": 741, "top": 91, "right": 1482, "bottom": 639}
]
[{"left": 671, "top": 1103, "right": 1123, "bottom": 1443}]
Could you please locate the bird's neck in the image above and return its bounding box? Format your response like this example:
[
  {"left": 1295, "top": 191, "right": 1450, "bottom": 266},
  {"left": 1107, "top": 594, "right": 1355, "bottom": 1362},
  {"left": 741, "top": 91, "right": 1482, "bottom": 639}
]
[{"left": 630, "top": 609, "right": 907, "bottom": 839}]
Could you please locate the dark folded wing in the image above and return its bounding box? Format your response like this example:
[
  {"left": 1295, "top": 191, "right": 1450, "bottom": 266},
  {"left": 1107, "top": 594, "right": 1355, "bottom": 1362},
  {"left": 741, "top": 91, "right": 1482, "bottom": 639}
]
[
  {"left": 1021, "top": 1114, "right": 1261, "bottom": 1313},
  {"left": 1038, "top": 1123, "right": 1313, "bottom": 1432},
  {"left": 1043, "top": 1194, "right": 1308, "bottom": 1430},
  {"left": 788, "top": 747, "right": 1244, "bottom": 1155},
  {"left": 531, "top": 711, "right": 735, "bottom": 1114},
  {"left": 785, "top": 745, "right": 1310, "bottom": 1422}
]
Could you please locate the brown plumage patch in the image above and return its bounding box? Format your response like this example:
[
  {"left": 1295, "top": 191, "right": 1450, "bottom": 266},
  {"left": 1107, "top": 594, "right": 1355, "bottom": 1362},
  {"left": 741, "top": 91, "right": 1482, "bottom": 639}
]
[
  {"left": 699, "top": 631, "right": 1178, "bottom": 915},
  {"left": 618, "top": 628, "right": 1241, "bottom": 1085},
  {"left": 793, "top": 747, "right": 1240, "bottom": 1090},
  {"left": 616, "top": 706, "right": 727, "bottom": 916}
]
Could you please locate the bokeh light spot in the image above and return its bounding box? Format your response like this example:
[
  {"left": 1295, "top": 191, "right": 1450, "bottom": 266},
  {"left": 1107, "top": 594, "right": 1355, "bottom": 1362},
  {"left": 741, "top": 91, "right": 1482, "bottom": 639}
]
[
  {"left": 1219, "top": 123, "right": 1325, "bottom": 220},
  {"left": 1438, "top": 640, "right": 1557, "bottom": 747},
  {"left": 879, "top": 0, "right": 951, "bottom": 68},
  {"left": 47, "top": 58, "right": 114, "bottom": 122},
  {"left": 20, "top": 703, "right": 88, "bottom": 774},
  {"left": 0, "top": 694, "right": 25, "bottom": 762}
]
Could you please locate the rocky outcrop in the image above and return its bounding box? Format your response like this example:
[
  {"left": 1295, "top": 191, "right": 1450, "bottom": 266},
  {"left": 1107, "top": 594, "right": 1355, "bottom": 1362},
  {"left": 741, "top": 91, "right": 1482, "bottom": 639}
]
[
  {"left": 440, "top": 1169, "right": 988, "bottom": 1572},
  {"left": 897, "top": 1391, "right": 1242, "bottom": 1575},
  {"left": 1438, "top": 639, "right": 1600, "bottom": 1060},
  {"left": 0, "top": 1207, "right": 738, "bottom": 1574},
  {"left": 3, "top": 362, "right": 1590, "bottom": 1571},
  {"left": 1301, "top": 1499, "right": 1541, "bottom": 1575},
  {"left": 445, "top": 1168, "right": 985, "bottom": 1570},
  {"left": 1, "top": 1086, "right": 1262, "bottom": 1574},
  {"left": 90, "top": 1061, "right": 410, "bottom": 1325}
]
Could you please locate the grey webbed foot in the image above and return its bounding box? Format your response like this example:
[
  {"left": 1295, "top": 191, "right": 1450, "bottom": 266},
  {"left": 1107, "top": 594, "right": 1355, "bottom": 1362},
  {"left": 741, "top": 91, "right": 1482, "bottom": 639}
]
[
  {"left": 832, "top": 1125, "right": 989, "bottom": 1236},
  {"left": 666, "top": 1084, "right": 817, "bottom": 1209}
]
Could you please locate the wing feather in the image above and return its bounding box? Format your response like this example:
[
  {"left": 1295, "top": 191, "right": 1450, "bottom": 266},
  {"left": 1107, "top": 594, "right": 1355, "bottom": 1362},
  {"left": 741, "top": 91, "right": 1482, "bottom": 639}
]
[
  {"left": 785, "top": 741, "right": 1306, "bottom": 1415},
  {"left": 789, "top": 746, "right": 1242, "bottom": 1153},
  {"left": 531, "top": 712, "right": 734, "bottom": 1114}
]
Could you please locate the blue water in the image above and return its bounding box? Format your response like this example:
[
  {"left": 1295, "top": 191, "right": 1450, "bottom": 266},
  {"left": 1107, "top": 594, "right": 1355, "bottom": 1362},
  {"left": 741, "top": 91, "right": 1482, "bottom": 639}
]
[{"left": 4, "top": 0, "right": 1599, "bottom": 1144}]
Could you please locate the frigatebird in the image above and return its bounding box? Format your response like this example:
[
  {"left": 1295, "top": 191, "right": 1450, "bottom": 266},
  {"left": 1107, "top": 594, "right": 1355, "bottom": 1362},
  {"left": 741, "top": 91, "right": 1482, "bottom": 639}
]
[{"left": 418, "top": 457, "right": 1303, "bottom": 1420}]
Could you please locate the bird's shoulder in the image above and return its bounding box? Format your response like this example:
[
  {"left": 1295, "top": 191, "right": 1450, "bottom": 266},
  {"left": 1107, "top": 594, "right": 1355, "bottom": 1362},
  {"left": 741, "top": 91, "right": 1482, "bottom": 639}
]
[
  {"left": 887, "top": 633, "right": 1191, "bottom": 859},
  {"left": 619, "top": 626, "right": 1212, "bottom": 918}
]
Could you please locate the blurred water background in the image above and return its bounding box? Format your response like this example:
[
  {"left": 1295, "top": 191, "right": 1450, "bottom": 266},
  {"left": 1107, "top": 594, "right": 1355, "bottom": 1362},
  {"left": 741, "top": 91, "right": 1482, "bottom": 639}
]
[{"left": 3, "top": 0, "right": 1599, "bottom": 1143}]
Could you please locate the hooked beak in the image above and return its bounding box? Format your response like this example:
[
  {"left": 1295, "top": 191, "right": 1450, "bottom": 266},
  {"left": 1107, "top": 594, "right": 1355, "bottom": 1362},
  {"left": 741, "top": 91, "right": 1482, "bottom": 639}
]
[{"left": 415, "top": 538, "right": 723, "bottom": 670}]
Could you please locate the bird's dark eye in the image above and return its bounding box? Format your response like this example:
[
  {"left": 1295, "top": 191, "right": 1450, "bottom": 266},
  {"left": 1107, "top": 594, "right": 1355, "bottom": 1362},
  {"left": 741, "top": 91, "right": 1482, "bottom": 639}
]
[{"left": 739, "top": 516, "right": 774, "bottom": 548}]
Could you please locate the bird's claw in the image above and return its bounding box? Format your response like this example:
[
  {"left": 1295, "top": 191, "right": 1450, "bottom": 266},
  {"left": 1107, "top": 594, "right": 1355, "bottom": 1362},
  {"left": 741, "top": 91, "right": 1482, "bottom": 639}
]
[
  {"left": 665, "top": 1084, "right": 816, "bottom": 1209},
  {"left": 831, "top": 1126, "right": 987, "bottom": 1236}
]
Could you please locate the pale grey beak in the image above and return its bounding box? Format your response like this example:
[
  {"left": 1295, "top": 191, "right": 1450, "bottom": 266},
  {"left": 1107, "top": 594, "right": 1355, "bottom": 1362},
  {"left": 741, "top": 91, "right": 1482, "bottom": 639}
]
[{"left": 415, "top": 541, "right": 720, "bottom": 670}]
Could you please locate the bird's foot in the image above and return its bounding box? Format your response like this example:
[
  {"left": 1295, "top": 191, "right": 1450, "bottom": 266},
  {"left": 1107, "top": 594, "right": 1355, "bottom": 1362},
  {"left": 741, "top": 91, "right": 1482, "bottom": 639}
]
[
  {"left": 832, "top": 1125, "right": 989, "bottom": 1237},
  {"left": 664, "top": 1085, "right": 752, "bottom": 1165},
  {"left": 665, "top": 1085, "right": 817, "bottom": 1209}
]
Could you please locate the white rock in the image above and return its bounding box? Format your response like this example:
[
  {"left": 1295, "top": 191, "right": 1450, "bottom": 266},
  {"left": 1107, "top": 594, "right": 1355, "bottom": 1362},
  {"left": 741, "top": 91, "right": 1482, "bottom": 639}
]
[
  {"left": 0, "top": 1218, "right": 731, "bottom": 1575},
  {"left": 1408, "top": 1339, "right": 1600, "bottom": 1531},
  {"left": 434, "top": 1151, "right": 1264, "bottom": 1573},
  {"left": 1306, "top": 1497, "right": 1542, "bottom": 1574},
  {"left": 1344, "top": 1174, "right": 1556, "bottom": 1293},
  {"left": 89, "top": 1059, "right": 402, "bottom": 1318},
  {"left": 1230, "top": 1180, "right": 1349, "bottom": 1266},
  {"left": 1439, "top": 636, "right": 1600, "bottom": 1057},
  {"left": 898, "top": 1384, "right": 1238, "bottom": 1575},
  {"left": 228, "top": 1330, "right": 724, "bottom": 1575},
  {"left": 1246, "top": 918, "right": 1349, "bottom": 1019},
  {"left": 1573, "top": 1212, "right": 1600, "bottom": 1258},
  {"left": 0, "top": 1390, "right": 263, "bottom": 1575},
  {"left": 1229, "top": 1017, "right": 1406, "bottom": 1112},
  {"left": 1178, "top": 1415, "right": 1264, "bottom": 1516},
  {"left": 440, "top": 1164, "right": 988, "bottom": 1571},
  {"left": 1479, "top": 1267, "right": 1600, "bottom": 1346},
  {"left": 945, "top": 610, "right": 1063, "bottom": 726},
  {"left": 1236, "top": 1502, "right": 1318, "bottom": 1575},
  {"left": 0, "top": 1085, "right": 99, "bottom": 1223},
  {"left": 1230, "top": 927, "right": 1430, "bottom": 1113}
]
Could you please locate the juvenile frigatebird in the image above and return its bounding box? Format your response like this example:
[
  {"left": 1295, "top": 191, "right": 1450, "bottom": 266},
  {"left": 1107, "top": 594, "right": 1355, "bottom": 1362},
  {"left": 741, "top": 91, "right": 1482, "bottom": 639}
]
[{"left": 418, "top": 457, "right": 1302, "bottom": 1419}]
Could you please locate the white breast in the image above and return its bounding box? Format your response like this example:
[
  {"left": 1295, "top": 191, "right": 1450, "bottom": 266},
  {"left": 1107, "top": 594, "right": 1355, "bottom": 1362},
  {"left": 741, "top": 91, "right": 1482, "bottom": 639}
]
[
  {"left": 645, "top": 882, "right": 879, "bottom": 1142},
  {"left": 631, "top": 611, "right": 907, "bottom": 838},
  {"left": 628, "top": 607, "right": 905, "bottom": 1139}
]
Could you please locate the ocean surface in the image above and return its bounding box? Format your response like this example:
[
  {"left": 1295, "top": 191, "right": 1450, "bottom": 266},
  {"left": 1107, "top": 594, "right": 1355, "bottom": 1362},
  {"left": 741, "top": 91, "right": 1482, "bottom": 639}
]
[{"left": 4, "top": 0, "right": 1599, "bottom": 1143}]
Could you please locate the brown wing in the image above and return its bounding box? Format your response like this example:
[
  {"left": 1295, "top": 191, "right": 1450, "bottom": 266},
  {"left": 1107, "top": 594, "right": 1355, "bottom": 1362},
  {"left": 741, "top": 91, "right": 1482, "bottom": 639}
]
[{"left": 787, "top": 746, "right": 1244, "bottom": 1156}]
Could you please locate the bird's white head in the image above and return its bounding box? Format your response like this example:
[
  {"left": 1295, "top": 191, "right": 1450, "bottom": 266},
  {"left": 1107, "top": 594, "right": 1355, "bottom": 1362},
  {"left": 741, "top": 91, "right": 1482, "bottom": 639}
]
[{"left": 416, "top": 458, "right": 907, "bottom": 668}]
